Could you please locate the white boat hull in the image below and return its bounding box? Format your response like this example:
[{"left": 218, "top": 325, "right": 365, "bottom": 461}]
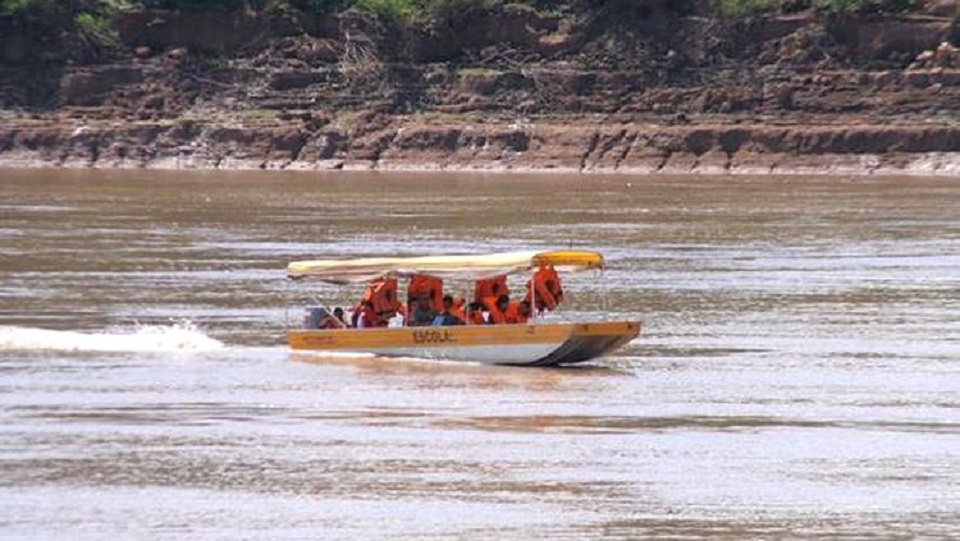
[{"left": 288, "top": 321, "right": 640, "bottom": 366}]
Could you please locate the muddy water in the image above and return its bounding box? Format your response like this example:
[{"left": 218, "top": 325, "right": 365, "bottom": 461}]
[{"left": 1, "top": 169, "right": 958, "bottom": 539}]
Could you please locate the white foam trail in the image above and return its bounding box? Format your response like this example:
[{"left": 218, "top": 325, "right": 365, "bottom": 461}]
[{"left": 0, "top": 322, "right": 224, "bottom": 353}]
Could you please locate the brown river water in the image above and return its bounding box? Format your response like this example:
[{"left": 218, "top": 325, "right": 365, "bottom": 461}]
[{"left": 1, "top": 169, "right": 958, "bottom": 539}]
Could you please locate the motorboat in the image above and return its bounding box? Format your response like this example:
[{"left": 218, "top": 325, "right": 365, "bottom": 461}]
[{"left": 286, "top": 250, "right": 640, "bottom": 366}]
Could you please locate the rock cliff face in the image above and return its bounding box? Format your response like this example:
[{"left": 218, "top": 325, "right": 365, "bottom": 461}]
[{"left": 1, "top": 2, "right": 958, "bottom": 175}]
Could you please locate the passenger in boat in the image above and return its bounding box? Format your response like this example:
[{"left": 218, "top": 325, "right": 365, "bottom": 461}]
[
  {"left": 408, "top": 274, "right": 444, "bottom": 313},
  {"left": 408, "top": 298, "right": 437, "bottom": 327},
  {"left": 432, "top": 295, "right": 463, "bottom": 326},
  {"left": 465, "top": 302, "right": 486, "bottom": 325},
  {"left": 357, "top": 277, "right": 402, "bottom": 327},
  {"left": 505, "top": 300, "right": 532, "bottom": 324},
  {"left": 483, "top": 294, "right": 510, "bottom": 325},
  {"left": 474, "top": 275, "right": 509, "bottom": 305},
  {"left": 355, "top": 300, "right": 378, "bottom": 328},
  {"left": 378, "top": 288, "right": 404, "bottom": 326},
  {"left": 333, "top": 307, "right": 347, "bottom": 327},
  {"left": 318, "top": 308, "right": 346, "bottom": 330},
  {"left": 525, "top": 265, "right": 564, "bottom": 313},
  {"left": 452, "top": 296, "right": 466, "bottom": 323}
]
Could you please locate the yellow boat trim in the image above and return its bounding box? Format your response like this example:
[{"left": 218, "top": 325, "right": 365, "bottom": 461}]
[
  {"left": 531, "top": 251, "right": 604, "bottom": 270},
  {"left": 288, "top": 322, "right": 573, "bottom": 350}
]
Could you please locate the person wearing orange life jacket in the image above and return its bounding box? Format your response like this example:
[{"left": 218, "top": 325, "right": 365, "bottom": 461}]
[
  {"left": 474, "top": 275, "right": 509, "bottom": 305},
  {"left": 545, "top": 267, "right": 564, "bottom": 305},
  {"left": 408, "top": 274, "right": 444, "bottom": 313},
  {"left": 483, "top": 294, "right": 510, "bottom": 325},
  {"left": 451, "top": 296, "right": 467, "bottom": 324},
  {"left": 464, "top": 301, "right": 486, "bottom": 325},
  {"left": 354, "top": 300, "right": 379, "bottom": 328},
  {"left": 359, "top": 277, "right": 390, "bottom": 309},
  {"left": 380, "top": 288, "right": 404, "bottom": 325},
  {"left": 358, "top": 277, "right": 402, "bottom": 327},
  {"left": 505, "top": 300, "right": 532, "bottom": 324},
  {"left": 525, "top": 265, "right": 564, "bottom": 313}
]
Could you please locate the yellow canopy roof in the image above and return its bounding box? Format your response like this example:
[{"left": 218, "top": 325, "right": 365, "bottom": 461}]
[{"left": 287, "top": 250, "right": 604, "bottom": 284}]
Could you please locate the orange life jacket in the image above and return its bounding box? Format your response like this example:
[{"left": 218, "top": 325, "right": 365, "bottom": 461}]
[
  {"left": 526, "top": 281, "right": 556, "bottom": 311},
  {"left": 474, "top": 275, "right": 509, "bottom": 304},
  {"left": 452, "top": 297, "right": 467, "bottom": 324},
  {"left": 482, "top": 296, "right": 507, "bottom": 325},
  {"left": 408, "top": 274, "right": 444, "bottom": 313},
  {"left": 545, "top": 267, "right": 563, "bottom": 304},
  {"left": 525, "top": 266, "right": 563, "bottom": 311},
  {"left": 361, "top": 277, "right": 400, "bottom": 324},
  {"left": 504, "top": 301, "right": 529, "bottom": 324}
]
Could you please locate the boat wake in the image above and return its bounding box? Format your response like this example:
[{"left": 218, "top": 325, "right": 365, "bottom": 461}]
[{"left": 0, "top": 322, "right": 225, "bottom": 353}]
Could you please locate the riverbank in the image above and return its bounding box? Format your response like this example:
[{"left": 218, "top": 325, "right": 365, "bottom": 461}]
[
  {"left": 2, "top": 1, "right": 958, "bottom": 176},
  {"left": 2, "top": 117, "right": 959, "bottom": 175}
]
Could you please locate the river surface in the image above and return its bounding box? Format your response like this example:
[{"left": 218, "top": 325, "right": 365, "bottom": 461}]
[{"left": 1, "top": 169, "right": 958, "bottom": 539}]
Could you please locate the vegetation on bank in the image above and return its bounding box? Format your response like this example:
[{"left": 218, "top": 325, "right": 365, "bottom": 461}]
[
  {"left": 0, "top": 0, "right": 927, "bottom": 23},
  {"left": 0, "top": 0, "right": 943, "bottom": 64}
]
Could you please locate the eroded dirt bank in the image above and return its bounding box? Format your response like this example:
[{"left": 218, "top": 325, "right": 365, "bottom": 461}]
[
  {"left": 1, "top": 2, "right": 959, "bottom": 175},
  {"left": 3, "top": 119, "right": 959, "bottom": 175}
]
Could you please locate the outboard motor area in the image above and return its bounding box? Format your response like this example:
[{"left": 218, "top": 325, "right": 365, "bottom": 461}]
[{"left": 304, "top": 307, "right": 327, "bottom": 329}]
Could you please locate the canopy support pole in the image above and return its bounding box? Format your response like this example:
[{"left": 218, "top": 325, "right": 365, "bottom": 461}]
[{"left": 530, "top": 271, "right": 537, "bottom": 325}]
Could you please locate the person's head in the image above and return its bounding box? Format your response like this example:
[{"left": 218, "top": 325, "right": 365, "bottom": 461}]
[
  {"left": 333, "top": 307, "right": 344, "bottom": 318},
  {"left": 468, "top": 302, "right": 483, "bottom": 312},
  {"left": 496, "top": 294, "right": 509, "bottom": 310},
  {"left": 519, "top": 300, "right": 531, "bottom": 317},
  {"left": 443, "top": 295, "right": 454, "bottom": 310}
]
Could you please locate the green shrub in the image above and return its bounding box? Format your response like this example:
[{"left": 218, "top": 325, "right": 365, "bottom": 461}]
[
  {"left": 0, "top": 0, "right": 130, "bottom": 61},
  {"left": 1, "top": 0, "right": 68, "bottom": 17},
  {"left": 1, "top": 0, "right": 131, "bottom": 18},
  {"left": 354, "top": 0, "right": 418, "bottom": 23},
  {"left": 138, "top": 0, "right": 248, "bottom": 10},
  {"left": 74, "top": 10, "right": 121, "bottom": 47},
  {"left": 714, "top": 0, "right": 780, "bottom": 16}
]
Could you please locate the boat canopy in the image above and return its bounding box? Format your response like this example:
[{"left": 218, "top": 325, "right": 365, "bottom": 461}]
[{"left": 287, "top": 250, "right": 604, "bottom": 284}]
